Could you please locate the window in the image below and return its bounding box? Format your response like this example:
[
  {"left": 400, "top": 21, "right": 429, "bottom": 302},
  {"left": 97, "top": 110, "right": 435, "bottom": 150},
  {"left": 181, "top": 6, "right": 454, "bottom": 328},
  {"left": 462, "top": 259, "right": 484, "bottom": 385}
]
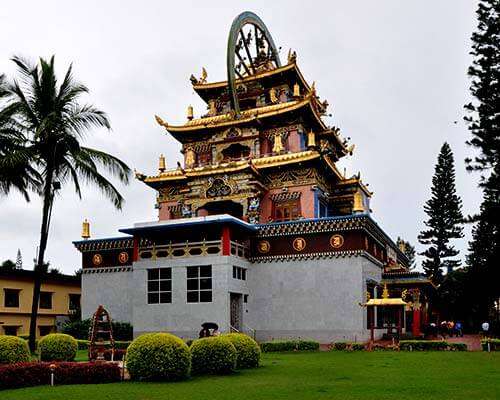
[
  {"left": 232, "top": 266, "right": 246, "bottom": 281},
  {"left": 38, "top": 326, "right": 54, "bottom": 336},
  {"left": 3, "top": 326, "right": 18, "bottom": 336},
  {"left": 187, "top": 265, "right": 212, "bottom": 303},
  {"left": 39, "top": 292, "right": 53, "bottom": 309},
  {"left": 69, "top": 294, "right": 81, "bottom": 311},
  {"left": 244, "top": 294, "right": 248, "bottom": 303},
  {"left": 147, "top": 268, "right": 172, "bottom": 304},
  {"left": 4, "top": 289, "right": 20, "bottom": 308},
  {"left": 273, "top": 199, "right": 301, "bottom": 222}
]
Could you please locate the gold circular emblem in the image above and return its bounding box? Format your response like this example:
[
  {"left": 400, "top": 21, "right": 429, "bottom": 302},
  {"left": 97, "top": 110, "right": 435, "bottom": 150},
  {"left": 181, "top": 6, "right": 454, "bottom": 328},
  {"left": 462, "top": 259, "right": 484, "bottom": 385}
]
[
  {"left": 257, "top": 240, "right": 270, "bottom": 254},
  {"left": 293, "top": 237, "right": 307, "bottom": 252},
  {"left": 92, "top": 253, "right": 103, "bottom": 266},
  {"left": 118, "top": 251, "right": 129, "bottom": 264},
  {"left": 330, "top": 234, "right": 344, "bottom": 249}
]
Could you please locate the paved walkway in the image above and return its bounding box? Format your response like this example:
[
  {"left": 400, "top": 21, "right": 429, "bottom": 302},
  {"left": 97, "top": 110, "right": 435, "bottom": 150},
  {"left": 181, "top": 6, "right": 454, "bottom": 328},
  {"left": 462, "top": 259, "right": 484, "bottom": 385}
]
[{"left": 446, "top": 334, "right": 482, "bottom": 351}]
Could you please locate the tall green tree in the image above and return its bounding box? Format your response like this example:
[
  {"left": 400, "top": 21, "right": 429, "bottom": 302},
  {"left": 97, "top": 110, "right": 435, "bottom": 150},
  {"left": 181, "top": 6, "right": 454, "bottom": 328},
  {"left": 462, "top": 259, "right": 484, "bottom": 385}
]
[
  {"left": 418, "top": 143, "right": 463, "bottom": 283},
  {"left": 0, "top": 74, "right": 40, "bottom": 199},
  {"left": 396, "top": 236, "right": 416, "bottom": 269},
  {"left": 464, "top": 0, "right": 500, "bottom": 323},
  {"left": 1, "top": 56, "right": 131, "bottom": 351}
]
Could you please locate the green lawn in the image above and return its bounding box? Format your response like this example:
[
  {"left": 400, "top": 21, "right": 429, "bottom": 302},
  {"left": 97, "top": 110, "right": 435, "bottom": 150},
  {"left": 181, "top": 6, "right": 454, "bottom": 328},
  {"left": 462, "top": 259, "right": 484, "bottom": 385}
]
[{"left": 3, "top": 351, "right": 500, "bottom": 400}]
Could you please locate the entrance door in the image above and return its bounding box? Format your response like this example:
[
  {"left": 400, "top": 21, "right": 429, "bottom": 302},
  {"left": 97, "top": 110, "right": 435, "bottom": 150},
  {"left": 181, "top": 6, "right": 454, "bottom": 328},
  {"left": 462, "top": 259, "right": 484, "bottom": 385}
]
[{"left": 230, "top": 293, "right": 243, "bottom": 331}]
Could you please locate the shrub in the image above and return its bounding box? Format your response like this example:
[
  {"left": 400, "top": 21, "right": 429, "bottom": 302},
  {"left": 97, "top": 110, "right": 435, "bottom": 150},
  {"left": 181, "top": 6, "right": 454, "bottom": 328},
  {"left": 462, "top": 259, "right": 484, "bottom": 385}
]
[
  {"left": 0, "top": 362, "right": 121, "bottom": 390},
  {"left": 38, "top": 334, "right": 78, "bottom": 361},
  {"left": 331, "top": 341, "right": 349, "bottom": 351},
  {"left": 190, "top": 336, "right": 237, "bottom": 375},
  {"left": 481, "top": 338, "right": 500, "bottom": 351},
  {"left": 62, "top": 319, "right": 133, "bottom": 341},
  {"left": 260, "top": 339, "right": 320, "bottom": 352},
  {"left": 351, "top": 343, "right": 365, "bottom": 351},
  {"left": 399, "top": 340, "right": 449, "bottom": 351},
  {"left": 126, "top": 333, "right": 190, "bottom": 381},
  {"left": 0, "top": 335, "right": 31, "bottom": 364},
  {"left": 449, "top": 343, "right": 467, "bottom": 351},
  {"left": 224, "top": 333, "right": 260, "bottom": 369}
]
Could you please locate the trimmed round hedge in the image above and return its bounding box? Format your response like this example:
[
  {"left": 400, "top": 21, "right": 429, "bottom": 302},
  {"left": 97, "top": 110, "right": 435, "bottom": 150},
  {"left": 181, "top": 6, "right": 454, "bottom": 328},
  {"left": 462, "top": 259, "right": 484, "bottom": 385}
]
[
  {"left": 190, "top": 336, "right": 237, "bottom": 375},
  {"left": 0, "top": 335, "right": 30, "bottom": 364},
  {"left": 38, "top": 333, "right": 77, "bottom": 362},
  {"left": 223, "top": 333, "right": 260, "bottom": 369},
  {"left": 126, "top": 333, "right": 190, "bottom": 381}
]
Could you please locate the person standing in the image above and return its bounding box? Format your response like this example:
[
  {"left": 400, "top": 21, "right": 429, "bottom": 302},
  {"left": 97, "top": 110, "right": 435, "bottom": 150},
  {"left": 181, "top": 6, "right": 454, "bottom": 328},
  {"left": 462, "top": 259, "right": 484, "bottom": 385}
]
[{"left": 481, "top": 321, "right": 490, "bottom": 338}]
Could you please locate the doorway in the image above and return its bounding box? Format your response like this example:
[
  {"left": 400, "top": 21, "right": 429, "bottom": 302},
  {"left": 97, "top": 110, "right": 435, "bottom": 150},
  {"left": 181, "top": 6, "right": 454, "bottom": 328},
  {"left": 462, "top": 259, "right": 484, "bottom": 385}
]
[{"left": 230, "top": 293, "right": 243, "bottom": 331}]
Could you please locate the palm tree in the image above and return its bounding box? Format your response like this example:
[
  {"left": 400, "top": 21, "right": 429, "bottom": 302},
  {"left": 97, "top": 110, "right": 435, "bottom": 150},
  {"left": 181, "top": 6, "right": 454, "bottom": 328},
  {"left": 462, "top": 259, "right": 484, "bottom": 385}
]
[
  {"left": 0, "top": 74, "right": 40, "bottom": 199},
  {"left": 2, "top": 56, "right": 131, "bottom": 351}
]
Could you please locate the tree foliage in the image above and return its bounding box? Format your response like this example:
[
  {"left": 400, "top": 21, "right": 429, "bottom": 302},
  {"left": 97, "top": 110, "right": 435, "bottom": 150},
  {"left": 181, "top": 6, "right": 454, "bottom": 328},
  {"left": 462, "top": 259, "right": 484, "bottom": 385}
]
[
  {"left": 396, "top": 237, "right": 416, "bottom": 269},
  {"left": 418, "top": 143, "right": 463, "bottom": 283},
  {"left": 0, "top": 56, "right": 131, "bottom": 351},
  {"left": 464, "top": 0, "right": 500, "bottom": 324}
]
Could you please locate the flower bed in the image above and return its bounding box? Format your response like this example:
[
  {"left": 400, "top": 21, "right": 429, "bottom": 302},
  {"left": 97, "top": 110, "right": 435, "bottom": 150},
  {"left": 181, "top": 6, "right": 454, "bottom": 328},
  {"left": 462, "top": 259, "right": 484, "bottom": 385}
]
[
  {"left": 400, "top": 340, "right": 467, "bottom": 351},
  {"left": 260, "top": 339, "right": 320, "bottom": 352},
  {"left": 0, "top": 362, "right": 121, "bottom": 390}
]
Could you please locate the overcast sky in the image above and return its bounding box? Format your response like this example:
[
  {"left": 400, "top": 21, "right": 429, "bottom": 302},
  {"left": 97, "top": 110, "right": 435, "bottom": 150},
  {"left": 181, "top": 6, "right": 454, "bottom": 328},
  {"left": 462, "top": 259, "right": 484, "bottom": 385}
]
[{"left": 0, "top": 1, "right": 482, "bottom": 274}]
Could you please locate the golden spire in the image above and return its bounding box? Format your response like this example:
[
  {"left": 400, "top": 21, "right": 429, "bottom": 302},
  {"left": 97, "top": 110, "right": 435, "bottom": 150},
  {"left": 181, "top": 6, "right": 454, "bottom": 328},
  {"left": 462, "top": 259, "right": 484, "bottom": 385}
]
[
  {"left": 81, "top": 219, "right": 90, "bottom": 240},
  {"left": 272, "top": 133, "right": 284, "bottom": 153},
  {"left": 187, "top": 105, "right": 194, "bottom": 120},
  {"left": 398, "top": 240, "right": 406, "bottom": 253},
  {"left": 158, "top": 154, "right": 166, "bottom": 172},
  {"left": 382, "top": 284, "right": 390, "bottom": 299},
  {"left": 352, "top": 190, "right": 365, "bottom": 214},
  {"left": 307, "top": 131, "right": 316, "bottom": 148},
  {"left": 293, "top": 83, "right": 300, "bottom": 97}
]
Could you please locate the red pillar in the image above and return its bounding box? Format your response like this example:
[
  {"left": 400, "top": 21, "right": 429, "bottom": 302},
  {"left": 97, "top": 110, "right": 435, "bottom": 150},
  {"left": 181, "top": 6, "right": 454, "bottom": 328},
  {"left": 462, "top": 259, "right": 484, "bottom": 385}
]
[
  {"left": 221, "top": 226, "right": 231, "bottom": 256},
  {"left": 132, "top": 237, "right": 139, "bottom": 261},
  {"left": 412, "top": 308, "right": 421, "bottom": 337}
]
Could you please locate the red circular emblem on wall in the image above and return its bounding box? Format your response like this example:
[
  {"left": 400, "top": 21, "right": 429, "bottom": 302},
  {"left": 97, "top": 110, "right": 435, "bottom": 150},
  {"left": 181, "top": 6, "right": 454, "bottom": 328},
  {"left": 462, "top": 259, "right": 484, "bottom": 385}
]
[
  {"left": 92, "top": 253, "right": 103, "bottom": 266},
  {"left": 292, "top": 237, "right": 307, "bottom": 252},
  {"left": 257, "top": 240, "right": 270, "bottom": 254},
  {"left": 118, "top": 251, "right": 129, "bottom": 264},
  {"left": 330, "top": 234, "right": 344, "bottom": 249}
]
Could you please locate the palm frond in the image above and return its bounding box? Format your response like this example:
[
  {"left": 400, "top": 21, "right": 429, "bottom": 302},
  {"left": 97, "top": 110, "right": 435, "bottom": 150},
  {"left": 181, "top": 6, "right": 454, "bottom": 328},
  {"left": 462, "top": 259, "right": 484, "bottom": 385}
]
[{"left": 80, "top": 146, "right": 131, "bottom": 184}]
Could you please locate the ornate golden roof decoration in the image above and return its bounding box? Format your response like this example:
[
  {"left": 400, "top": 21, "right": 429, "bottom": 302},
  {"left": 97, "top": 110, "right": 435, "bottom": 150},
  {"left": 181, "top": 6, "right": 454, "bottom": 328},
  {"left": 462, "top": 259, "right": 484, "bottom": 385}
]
[
  {"left": 82, "top": 219, "right": 90, "bottom": 240},
  {"left": 158, "top": 154, "right": 166, "bottom": 172},
  {"left": 187, "top": 105, "right": 193, "bottom": 121}
]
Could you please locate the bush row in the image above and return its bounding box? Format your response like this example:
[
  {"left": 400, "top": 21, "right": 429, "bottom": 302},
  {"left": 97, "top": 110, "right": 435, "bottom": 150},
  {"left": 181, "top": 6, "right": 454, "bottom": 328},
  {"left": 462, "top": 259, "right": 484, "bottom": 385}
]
[
  {"left": 481, "top": 338, "right": 500, "bottom": 351},
  {"left": 126, "top": 332, "right": 261, "bottom": 381},
  {"left": 329, "top": 340, "right": 468, "bottom": 351},
  {"left": 62, "top": 319, "right": 133, "bottom": 341},
  {"left": 260, "top": 339, "right": 320, "bottom": 352},
  {"left": 0, "top": 362, "right": 121, "bottom": 390},
  {"left": 0, "top": 336, "right": 31, "bottom": 364}
]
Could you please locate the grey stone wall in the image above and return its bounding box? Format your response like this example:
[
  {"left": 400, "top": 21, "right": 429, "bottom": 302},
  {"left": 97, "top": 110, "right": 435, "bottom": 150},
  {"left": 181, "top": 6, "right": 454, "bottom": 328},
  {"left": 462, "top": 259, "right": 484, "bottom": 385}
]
[
  {"left": 246, "top": 255, "right": 383, "bottom": 343},
  {"left": 132, "top": 255, "right": 250, "bottom": 339},
  {"left": 81, "top": 268, "right": 133, "bottom": 323}
]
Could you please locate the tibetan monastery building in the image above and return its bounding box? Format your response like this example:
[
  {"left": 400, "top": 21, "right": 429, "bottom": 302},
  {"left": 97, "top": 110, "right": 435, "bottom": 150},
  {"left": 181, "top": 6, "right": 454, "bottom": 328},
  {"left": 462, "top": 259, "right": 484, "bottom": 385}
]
[{"left": 74, "top": 12, "right": 433, "bottom": 343}]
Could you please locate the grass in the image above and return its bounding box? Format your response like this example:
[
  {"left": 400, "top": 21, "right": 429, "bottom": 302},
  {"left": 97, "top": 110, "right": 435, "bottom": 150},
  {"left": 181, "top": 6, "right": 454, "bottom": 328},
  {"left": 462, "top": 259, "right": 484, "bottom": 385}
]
[{"left": 3, "top": 351, "right": 499, "bottom": 400}]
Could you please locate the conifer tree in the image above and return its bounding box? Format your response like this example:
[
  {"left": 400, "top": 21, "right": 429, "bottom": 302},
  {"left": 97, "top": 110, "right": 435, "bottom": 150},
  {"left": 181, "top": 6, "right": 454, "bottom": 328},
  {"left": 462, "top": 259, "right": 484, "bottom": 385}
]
[
  {"left": 15, "top": 249, "right": 22, "bottom": 269},
  {"left": 418, "top": 143, "right": 463, "bottom": 283},
  {"left": 396, "top": 237, "right": 416, "bottom": 269},
  {"left": 464, "top": 0, "right": 500, "bottom": 323}
]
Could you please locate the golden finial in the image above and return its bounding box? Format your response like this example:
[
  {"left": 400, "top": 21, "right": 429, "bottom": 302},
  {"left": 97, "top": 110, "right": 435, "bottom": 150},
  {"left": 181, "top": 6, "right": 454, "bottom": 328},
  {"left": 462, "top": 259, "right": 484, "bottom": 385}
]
[
  {"left": 287, "top": 49, "right": 297, "bottom": 63},
  {"left": 200, "top": 67, "right": 208, "bottom": 84},
  {"left": 307, "top": 131, "right": 316, "bottom": 148},
  {"left": 398, "top": 241, "right": 407, "bottom": 253},
  {"left": 293, "top": 83, "right": 300, "bottom": 97},
  {"left": 272, "top": 133, "right": 284, "bottom": 153},
  {"left": 82, "top": 219, "right": 90, "bottom": 240},
  {"left": 187, "top": 105, "right": 193, "bottom": 120},
  {"left": 311, "top": 81, "right": 316, "bottom": 94},
  {"left": 269, "top": 88, "right": 278, "bottom": 104},
  {"left": 158, "top": 154, "right": 166, "bottom": 172},
  {"left": 382, "top": 284, "right": 390, "bottom": 299},
  {"left": 347, "top": 144, "right": 355, "bottom": 155},
  {"left": 352, "top": 190, "right": 365, "bottom": 214}
]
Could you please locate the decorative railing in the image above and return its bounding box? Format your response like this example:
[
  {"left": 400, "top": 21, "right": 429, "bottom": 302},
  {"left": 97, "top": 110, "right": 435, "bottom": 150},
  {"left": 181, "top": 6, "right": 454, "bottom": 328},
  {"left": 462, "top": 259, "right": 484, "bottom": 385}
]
[{"left": 138, "top": 240, "right": 248, "bottom": 260}]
